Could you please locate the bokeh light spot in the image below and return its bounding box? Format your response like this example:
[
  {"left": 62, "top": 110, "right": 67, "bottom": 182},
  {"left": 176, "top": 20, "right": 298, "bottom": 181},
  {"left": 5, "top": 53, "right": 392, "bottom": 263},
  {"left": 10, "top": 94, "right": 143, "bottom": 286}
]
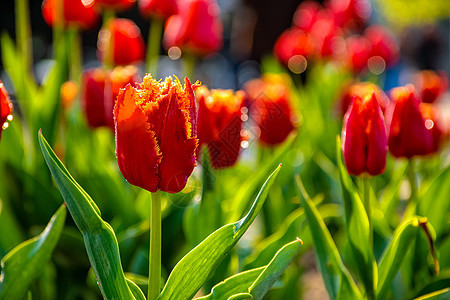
[
  {"left": 168, "top": 46, "right": 182, "bottom": 60},
  {"left": 288, "top": 55, "right": 307, "bottom": 74}
]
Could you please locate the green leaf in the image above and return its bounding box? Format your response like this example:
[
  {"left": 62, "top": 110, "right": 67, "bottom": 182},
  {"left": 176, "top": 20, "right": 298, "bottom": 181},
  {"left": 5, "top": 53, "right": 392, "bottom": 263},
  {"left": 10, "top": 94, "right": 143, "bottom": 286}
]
[
  {"left": 198, "top": 239, "right": 301, "bottom": 300},
  {"left": 418, "top": 165, "right": 450, "bottom": 237},
  {"left": 296, "top": 176, "right": 362, "bottom": 300},
  {"left": 0, "top": 205, "right": 66, "bottom": 299},
  {"left": 38, "top": 131, "right": 138, "bottom": 300},
  {"left": 376, "top": 216, "right": 426, "bottom": 299},
  {"left": 158, "top": 164, "right": 282, "bottom": 300},
  {"left": 414, "top": 288, "right": 450, "bottom": 300},
  {"left": 336, "top": 136, "right": 377, "bottom": 298}
]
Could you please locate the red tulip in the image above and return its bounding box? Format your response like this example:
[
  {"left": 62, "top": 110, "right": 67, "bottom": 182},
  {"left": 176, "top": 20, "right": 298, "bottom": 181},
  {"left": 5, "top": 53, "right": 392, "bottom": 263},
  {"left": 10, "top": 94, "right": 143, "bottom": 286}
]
[
  {"left": 274, "top": 28, "right": 314, "bottom": 67},
  {"left": 342, "top": 91, "right": 387, "bottom": 176},
  {"left": 293, "top": 1, "right": 321, "bottom": 31},
  {"left": 339, "top": 82, "right": 390, "bottom": 116},
  {"left": 419, "top": 103, "right": 443, "bottom": 154},
  {"left": 364, "top": 25, "right": 399, "bottom": 68},
  {"left": 98, "top": 18, "right": 145, "bottom": 66},
  {"left": 0, "top": 82, "right": 13, "bottom": 141},
  {"left": 82, "top": 66, "right": 140, "bottom": 130},
  {"left": 139, "top": 0, "right": 178, "bottom": 20},
  {"left": 387, "top": 85, "right": 433, "bottom": 158},
  {"left": 197, "top": 87, "right": 246, "bottom": 168},
  {"left": 114, "top": 74, "right": 199, "bottom": 193},
  {"left": 415, "top": 70, "right": 448, "bottom": 103},
  {"left": 163, "top": 0, "right": 223, "bottom": 56},
  {"left": 94, "top": 0, "right": 135, "bottom": 11},
  {"left": 345, "top": 35, "right": 372, "bottom": 73},
  {"left": 244, "top": 75, "right": 295, "bottom": 146},
  {"left": 42, "top": 0, "right": 99, "bottom": 30},
  {"left": 327, "top": 0, "right": 371, "bottom": 30}
]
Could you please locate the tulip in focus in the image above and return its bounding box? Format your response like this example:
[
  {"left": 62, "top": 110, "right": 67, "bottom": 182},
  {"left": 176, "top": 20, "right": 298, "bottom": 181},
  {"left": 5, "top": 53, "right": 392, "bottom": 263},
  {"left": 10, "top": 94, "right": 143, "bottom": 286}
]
[
  {"left": 114, "top": 74, "right": 199, "bottom": 193},
  {"left": 139, "top": 0, "right": 178, "bottom": 20},
  {"left": 339, "top": 82, "right": 390, "bottom": 115},
  {"left": 0, "top": 82, "right": 13, "bottom": 141},
  {"left": 244, "top": 75, "right": 295, "bottom": 146},
  {"left": 98, "top": 18, "right": 145, "bottom": 66},
  {"left": 342, "top": 92, "right": 387, "bottom": 176},
  {"left": 94, "top": 0, "right": 135, "bottom": 11},
  {"left": 197, "top": 87, "right": 246, "bottom": 169},
  {"left": 163, "top": 0, "right": 223, "bottom": 56},
  {"left": 415, "top": 70, "right": 448, "bottom": 103},
  {"left": 42, "top": 0, "right": 99, "bottom": 29},
  {"left": 82, "top": 66, "right": 140, "bottom": 130},
  {"left": 387, "top": 85, "right": 433, "bottom": 158}
]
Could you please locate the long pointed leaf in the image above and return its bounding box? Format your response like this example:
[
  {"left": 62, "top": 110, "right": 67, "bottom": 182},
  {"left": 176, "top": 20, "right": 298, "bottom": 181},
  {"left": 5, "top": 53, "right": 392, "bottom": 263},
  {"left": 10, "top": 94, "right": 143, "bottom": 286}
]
[
  {"left": 38, "top": 131, "right": 138, "bottom": 300},
  {"left": 158, "top": 164, "right": 282, "bottom": 300},
  {"left": 0, "top": 205, "right": 66, "bottom": 299},
  {"left": 296, "top": 176, "right": 362, "bottom": 300}
]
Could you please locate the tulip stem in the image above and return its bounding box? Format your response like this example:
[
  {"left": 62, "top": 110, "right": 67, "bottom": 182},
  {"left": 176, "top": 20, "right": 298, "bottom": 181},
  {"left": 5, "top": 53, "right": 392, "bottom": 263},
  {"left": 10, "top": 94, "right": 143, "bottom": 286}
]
[
  {"left": 362, "top": 177, "right": 373, "bottom": 249},
  {"left": 148, "top": 191, "right": 161, "bottom": 300},
  {"left": 405, "top": 160, "right": 418, "bottom": 216},
  {"left": 146, "top": 18, "right": 164, "bottom": 76},
  {"left": 183, "top": 54, "right": 196, "bottom": 79}
]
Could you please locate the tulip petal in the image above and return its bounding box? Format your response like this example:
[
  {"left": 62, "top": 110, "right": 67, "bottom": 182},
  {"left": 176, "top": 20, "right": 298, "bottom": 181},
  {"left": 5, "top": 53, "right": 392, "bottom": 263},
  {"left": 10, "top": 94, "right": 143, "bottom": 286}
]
[
  {"left": 342, "top": 102, "right": 366, "bottom": 175},
  {"left": 115, "top": 85, "right": 162, "bottom": 192}
]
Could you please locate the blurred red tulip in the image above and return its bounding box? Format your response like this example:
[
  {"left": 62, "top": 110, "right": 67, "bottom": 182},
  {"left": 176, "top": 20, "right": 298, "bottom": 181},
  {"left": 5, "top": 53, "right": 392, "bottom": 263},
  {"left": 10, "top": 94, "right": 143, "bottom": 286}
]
[
  {"left": 0, "top": 82, "right": 13, "bottom": 141},
  {"left": 345, "top": 35, "right": 371, "bottom": 73},
  {"left": 244, "top": 75, "right": 295, "bottom": 146},
  {"left": 342, "top": 92, "right": 387, "bottom": 176},
  {"left": 139, "top": 0, "right": 178, "bottom": 19},
  {"left": 42, "top": 0, "right": 99, "bottom": 30},
  {"left": 339, "top": 82, "right": 390, "bottom": 116},
  {"left": 309, "top": 10, "right": 344, "bottom": 58},
  {"left": 98, "top": 18, "right": 145, "bottom": 66},
  {"left": 114, "top": 74, "right": 199, "bottom": 193},
  {"left": 163, "top": 0, "right": 223, "bottom": 56},
  {"left": 197, "top": 87, "right": 246, "bottom": 169},
  {"left": 419, "top": 103, "right": 443, "bottom": 154},
  {"left": 387, "top": 85, "right": 433, "bottom": 158},
  {"left": 415, "top": 70, "right": 448, "bottom": 103},
  {"left": 327, "top": 0, "right": 371, "bottom": 31},
  {"left": 293, "top": 1, "right": 321, "bottom": 31},
  {"left": 274, "top": 28, "right": 314, "bottom": 68},
  {"left": 364, "top": 25, "right": 399, "bottom": 68},
  {"left": 82, "top": 66, "right": 140, "bottom": 130},
  {"left": 94, "top": 0, "right": 135, "bottom": 11}
]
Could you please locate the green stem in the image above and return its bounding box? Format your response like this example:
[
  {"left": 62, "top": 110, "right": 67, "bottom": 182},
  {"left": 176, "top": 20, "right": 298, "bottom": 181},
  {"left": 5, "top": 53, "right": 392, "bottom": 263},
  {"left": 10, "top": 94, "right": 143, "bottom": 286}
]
[
  {"left": 102, "top": 10, "right": 115, "bottom": 69},
  {"left": 148, "top": 191, "right": 161, "bottom": 300},
  {"left": 15, "top": 0, "right": 32, "bottom": 76},
  {"left": 405, "top": 159, "right": 418, "bottom": 216},
  {"left": 68, "top": 29, "right": 82, "bottom": 83},
  {"left": 146, "top": 18, "right": 164, "bottom": 76},
  {"left": 183, "top": 54, "right": 196, "bottom": 79},
  {"left": 363, "top": 177, "right": 373, "bottom": 249}
]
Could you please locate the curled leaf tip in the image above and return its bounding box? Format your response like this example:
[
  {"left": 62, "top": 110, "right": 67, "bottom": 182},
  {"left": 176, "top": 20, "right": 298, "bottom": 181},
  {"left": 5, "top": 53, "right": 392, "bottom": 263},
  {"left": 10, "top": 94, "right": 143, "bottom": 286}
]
[{"left": 296, "top": 237, "right": 303, "bottom": 245}]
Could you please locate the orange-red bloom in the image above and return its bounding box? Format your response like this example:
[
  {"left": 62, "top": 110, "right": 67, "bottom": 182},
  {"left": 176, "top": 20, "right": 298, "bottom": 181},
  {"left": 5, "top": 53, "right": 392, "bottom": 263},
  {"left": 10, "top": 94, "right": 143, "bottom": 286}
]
[
  {"left": 419, "top": 103, "right": 444, "bottom": 154},
  {"left": 94, "top": 0, "right": 135, "bottom": 11},
  {"left": 82, "top": 66, "right": 140, "bottom": 130},
  {"left": 163, "top": 0, "right": 223, "bottom": 56},
  {"left": 114, "top": 74, "right": 199, "bottom": 193},
  {"left": 0, "top": 82, "right": 13, "bottom": 141},
  {"left": 42, "top": 0, "right": 99, "bottom": 29},
  {"left": 197, "top": 87, "right": 245, "bottom": 169},
  {"left": 342, "top": 92, "right": 387, "bottom": 176},
  {"left": 387, "top": 85, "right": 433, "bottom": 158},
  {"left": 339, "top": 82, "right": 390, "bottom": 116},
  {"left": 273, "top": 28, "right": 314, "bottom": 67},
  {"left": 245, "top": 75, "right": 295, "bottom": 146},
  {"left": 364, "top": 25, "right": 399, "bottom": 68},
  {"left": 415, "top": 70, "right": 448, "bottom": 103},
  {"left": 98, "top": 18, "right": 145, "bottom": 66},
  {"left": 139, "top": 0, "right": 178, "bottom": 19}
]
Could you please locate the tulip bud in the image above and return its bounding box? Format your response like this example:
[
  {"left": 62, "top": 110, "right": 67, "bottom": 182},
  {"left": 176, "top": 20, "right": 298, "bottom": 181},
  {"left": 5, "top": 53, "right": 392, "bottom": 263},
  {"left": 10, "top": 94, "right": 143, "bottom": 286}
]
[
  {"left": 244, "top": 74, "right": 295, "bottom": 146},
  {"left": 82, "top": 66, "right": 140, "bottom": 130},
  {"left": 114, "top": 74, "right": 199, "bottom": 193},
  {"left": 139, "top": 0, "right": 178, "bottom": 20},
  {"left": 42, "top": 0, "right": 99, "bottom": 30},
  {"left": 415, "top": 70, "right": 448, "bottom": 103},
  {"left": 339, "top": 82, "right": 390, "bottom": 116},
  {"left": 342, "top": 92, "right": 387, "bottom": 176},
  {"left": 0, "top": 82, "right": 13, "bottom": 141},
  {"left": 98, "top": 18, "right": 145, "bottom": 66},
  {"left": 163, "top": 0, "right": 223, "bottom": 56},
  {"left": 94, "top": 0, "right": 135, "bottom": 11},
  {"left": 387, "top": 85, "right": 433, "bottom": 158},
  {"left": 197, "top": 87, "right": 246, "bottom": 169}
]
